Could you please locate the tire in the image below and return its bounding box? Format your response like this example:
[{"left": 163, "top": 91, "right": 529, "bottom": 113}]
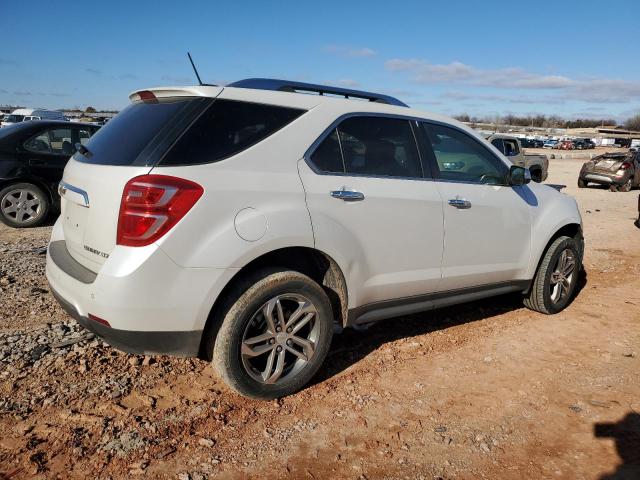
[
  {"left": 530, "top": 168, "right": 542, "bottom": 183},
  {"left": 524, "top": 236, "right": 581, "bottom": 314},
  {"left": 619, "top": 178, "right": 632, "bottom": 192},
  {"left": 609, "top": 184, "right": 619, "bottom": 192},
  {"left": 577, "top": 178, "right": 586, "bottom": 188},
  {"left": 212, "top": 269, "right": 334, "bottom": 399},
  {"left": 0, "top": 183, "right": 50, "bottom": 228}
]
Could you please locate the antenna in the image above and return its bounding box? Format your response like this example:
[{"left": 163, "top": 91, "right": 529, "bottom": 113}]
[{"left": 187, "top": 52, "right": 203, "bottom": 86}]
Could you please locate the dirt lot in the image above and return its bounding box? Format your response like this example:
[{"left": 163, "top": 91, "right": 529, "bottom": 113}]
[{"left": 1, "top": 158, "right": 639, "bottom": 479}]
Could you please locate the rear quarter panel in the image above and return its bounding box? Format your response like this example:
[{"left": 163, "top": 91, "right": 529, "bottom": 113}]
[{"left": 150, "top": 105, "right": 336, "bottom": 269}]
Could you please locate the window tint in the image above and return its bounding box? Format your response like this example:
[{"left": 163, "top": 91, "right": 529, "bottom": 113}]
[
  {"left": 503, "top": 139, "right": 519, "bottom": 157},
  {"left": 25, "top": 128, "right": 74, "bottom": 155},
  {"left": 421, "top": 123, "right": 507, "bottom": 184},
  {"left": 161, "top": 100, "right": 305, "bottom": 166},
  {"left": 309, "top": 129, "right": 344, "bottom": 173},
  {"left": 337, "top": 116, "right": 422, "bottom": 178},
  {"left": 79, "top": 128, "right": 94, "bottom": 145},
  {"left": 75, "top": 98, "right": 205, "bottom": 166},
  {"left": 490, "top": 138, "right": 504, "bottom": 153}
]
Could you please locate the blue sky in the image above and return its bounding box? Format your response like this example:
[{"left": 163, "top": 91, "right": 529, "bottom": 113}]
[{"left": 1, "top": 0, "right": 639, "bottom": 121}]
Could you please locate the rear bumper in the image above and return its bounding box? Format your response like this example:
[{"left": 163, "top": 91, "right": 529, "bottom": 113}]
[
  {"left": 50, "top": 287, "right": 202, "bottom": 356},
  {"left": 581, "top": 172, "right": 629, "bottom": 185},
  {"left": 46, "top": 218, "right": 238, "bottom": 357}
]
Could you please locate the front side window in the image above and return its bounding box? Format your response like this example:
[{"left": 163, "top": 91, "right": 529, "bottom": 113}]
[
  {"left": 421, "top": 123, "right": 507, "bottom": 184},
  {"left": 24, "top": 128, "right": 73, "bottom": 155},
  {"left": 161, "top": 99, "right": 305, "bottom": 166}
]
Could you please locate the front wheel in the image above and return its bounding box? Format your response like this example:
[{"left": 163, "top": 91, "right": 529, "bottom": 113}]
[
  {"left": 524, "top": 236, "right": 581, "bottom": 314},
  {"left": 577, "top": 178, "right": 586, "bottom": 188},
  {"left": 0, "top": 183, "right": 50, "bottom": 228},
  {"left": 212, "top": 269, "right": 334, "bottom": 399}
]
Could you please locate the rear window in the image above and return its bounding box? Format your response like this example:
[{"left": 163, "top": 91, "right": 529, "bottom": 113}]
[
  {"left": 73, "top": 98, "right": 209, "bottom": 166},
  {"left": 160, "top": 100, "right": 305, "bottom": 166}
]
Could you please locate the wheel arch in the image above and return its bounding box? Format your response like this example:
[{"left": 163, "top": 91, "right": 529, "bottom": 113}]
[
  {"left": 526, "top": 222, "right": 583, "bottom": 294},
  {"left": 198, "top": 246, "right": 348, "bottom": 360}
]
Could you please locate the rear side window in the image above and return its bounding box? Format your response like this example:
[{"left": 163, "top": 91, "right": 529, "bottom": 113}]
[
  {"left": 74, "top": 98, "right": 208, "bottom": 166},
  {"left": 161, "top": 100, "right": 305, "bottom": 166},
  {"left": 309, "top": 129, "right": 344, "bottom": 173},
  {"left": 24, "top": 128, "right": 73, "bottom": 155},
  {"left": 339, "top": 117, "right": 422, "bottom": 178},
  {"left": 308, "top": 116, "right": 422, "bottom": 179}
]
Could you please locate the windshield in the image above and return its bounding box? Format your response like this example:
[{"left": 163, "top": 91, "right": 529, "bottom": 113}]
[{"left": 3, "top": 114, "right": 25, "bottom": 123}]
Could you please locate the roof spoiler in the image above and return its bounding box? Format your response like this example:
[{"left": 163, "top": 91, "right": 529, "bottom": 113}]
[{"left": 227, "top": 78, "right": 409, "bottom": 107}]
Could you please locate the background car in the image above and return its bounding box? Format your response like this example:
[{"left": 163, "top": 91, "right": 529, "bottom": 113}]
[
  {"left": 573, "top": 139, "right": 596, "bottom": 150},
  {"left": 543, "top": 139, "right": 558, "bottom": 149},
  {"left": 578, "top": 151, "right": 640, "bottom": 191},
  {"left": 558, "top": 140, "right": 574, "bottom": 150},
  {"left": 0, "top": 120, "right": 100, "bottom": 227}
]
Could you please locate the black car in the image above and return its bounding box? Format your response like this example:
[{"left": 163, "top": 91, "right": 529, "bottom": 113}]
[
  {"left": 573, "top": 139, "right": 595, "bottom": 150},
  {"left": 0, "top": 121, "right": 100, "bottom": 227}
]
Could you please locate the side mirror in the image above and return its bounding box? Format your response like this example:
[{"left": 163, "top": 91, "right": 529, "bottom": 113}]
[{"left": 509, "top": 165, "right": 531, "bottom": 186}]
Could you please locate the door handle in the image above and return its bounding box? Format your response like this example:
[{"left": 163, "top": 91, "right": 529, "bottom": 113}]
[
  {"left": 330, "top": 189, "right": 365, "bottom": 201},
  {"left": 448, "top": 198, "right": 472, "bottom": 209}
]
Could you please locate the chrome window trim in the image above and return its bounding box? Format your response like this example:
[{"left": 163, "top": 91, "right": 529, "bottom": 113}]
[{"left": 304, "top": 112, "right": 511, "bottom": 185}]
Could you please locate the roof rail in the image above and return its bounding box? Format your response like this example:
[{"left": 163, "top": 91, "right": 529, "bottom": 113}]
[{"left": 227, "top": 78, "right": 409, "bottom": 107}]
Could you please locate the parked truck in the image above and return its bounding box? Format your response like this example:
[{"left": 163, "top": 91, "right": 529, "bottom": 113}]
[{"left": 488, "top": 134, "right": 549, "bottom": 182}]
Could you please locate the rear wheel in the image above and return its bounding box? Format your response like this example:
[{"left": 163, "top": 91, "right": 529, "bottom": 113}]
[
  {"left": 609, "top": 184, "right": 619, "bottom": 192},
  {"left": 0, "top": 183, "right": 50, "bottom": 228},
  {"left": 524, "top": 236, "right": 581, "bottom": 314},
  {"left": 212, "top": 269, "right": 334, "bottom": 399},
  {"left": 619, "top": 178, "right": 632, "bottom": 192}
]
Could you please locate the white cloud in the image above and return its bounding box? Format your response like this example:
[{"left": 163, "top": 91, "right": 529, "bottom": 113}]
[
  {"left": 385, "top": 59, "right": 640, "bottom": 104},
  {"left": 323, "top": 45, "right": 377, "bottom": 58},
  {"left": 385, "top": 59, "right": 572, "bottom": 89},
  {"left": 329, "top": 78, "right": 361, "bottom": 88}
]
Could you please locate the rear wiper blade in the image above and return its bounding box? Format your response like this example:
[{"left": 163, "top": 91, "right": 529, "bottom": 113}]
[{"left": 75, "top": 142, "right": 93, "bottom": 159}]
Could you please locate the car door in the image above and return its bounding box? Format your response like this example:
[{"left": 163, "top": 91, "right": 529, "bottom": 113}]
[
  {"left": 22, "top": 126, "right": 76, "bottom": 186},
  {"left": 298, "top": 115, "right": 444, "bottom": 309},
  {"left": 418, "top": 122, "right": 532, "bottom": 291}
]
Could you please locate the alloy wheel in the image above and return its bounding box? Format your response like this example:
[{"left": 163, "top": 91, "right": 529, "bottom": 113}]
[
  {"left": 1, "top": 188, "right": 43, "bottom": 225},
  {"left": 241, "top": 294, "right": 319, "bottom": 384},
  {"left": 549, "top": 249, "right": 576, "bottom": 304}
]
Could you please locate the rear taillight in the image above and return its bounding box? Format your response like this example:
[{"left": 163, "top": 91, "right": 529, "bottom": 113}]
[
  {"left": 620, "top": 162, "right": 632, "bottom": 170},
  {"left": 117, "top": 175, "right": 203, "bottom": 247}
]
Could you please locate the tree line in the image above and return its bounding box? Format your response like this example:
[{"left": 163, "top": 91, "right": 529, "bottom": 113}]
[{"left": 453, "top": 114, "right": 623, "bottom": 129}]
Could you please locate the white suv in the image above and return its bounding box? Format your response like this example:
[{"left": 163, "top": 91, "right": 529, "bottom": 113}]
[{"left": 46, "top": 79, "right": 583, "bottom": 399}]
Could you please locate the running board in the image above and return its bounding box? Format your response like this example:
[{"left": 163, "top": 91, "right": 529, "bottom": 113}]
[{"left": 347, "top": 281, "right": 530, "bottom": 326}]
